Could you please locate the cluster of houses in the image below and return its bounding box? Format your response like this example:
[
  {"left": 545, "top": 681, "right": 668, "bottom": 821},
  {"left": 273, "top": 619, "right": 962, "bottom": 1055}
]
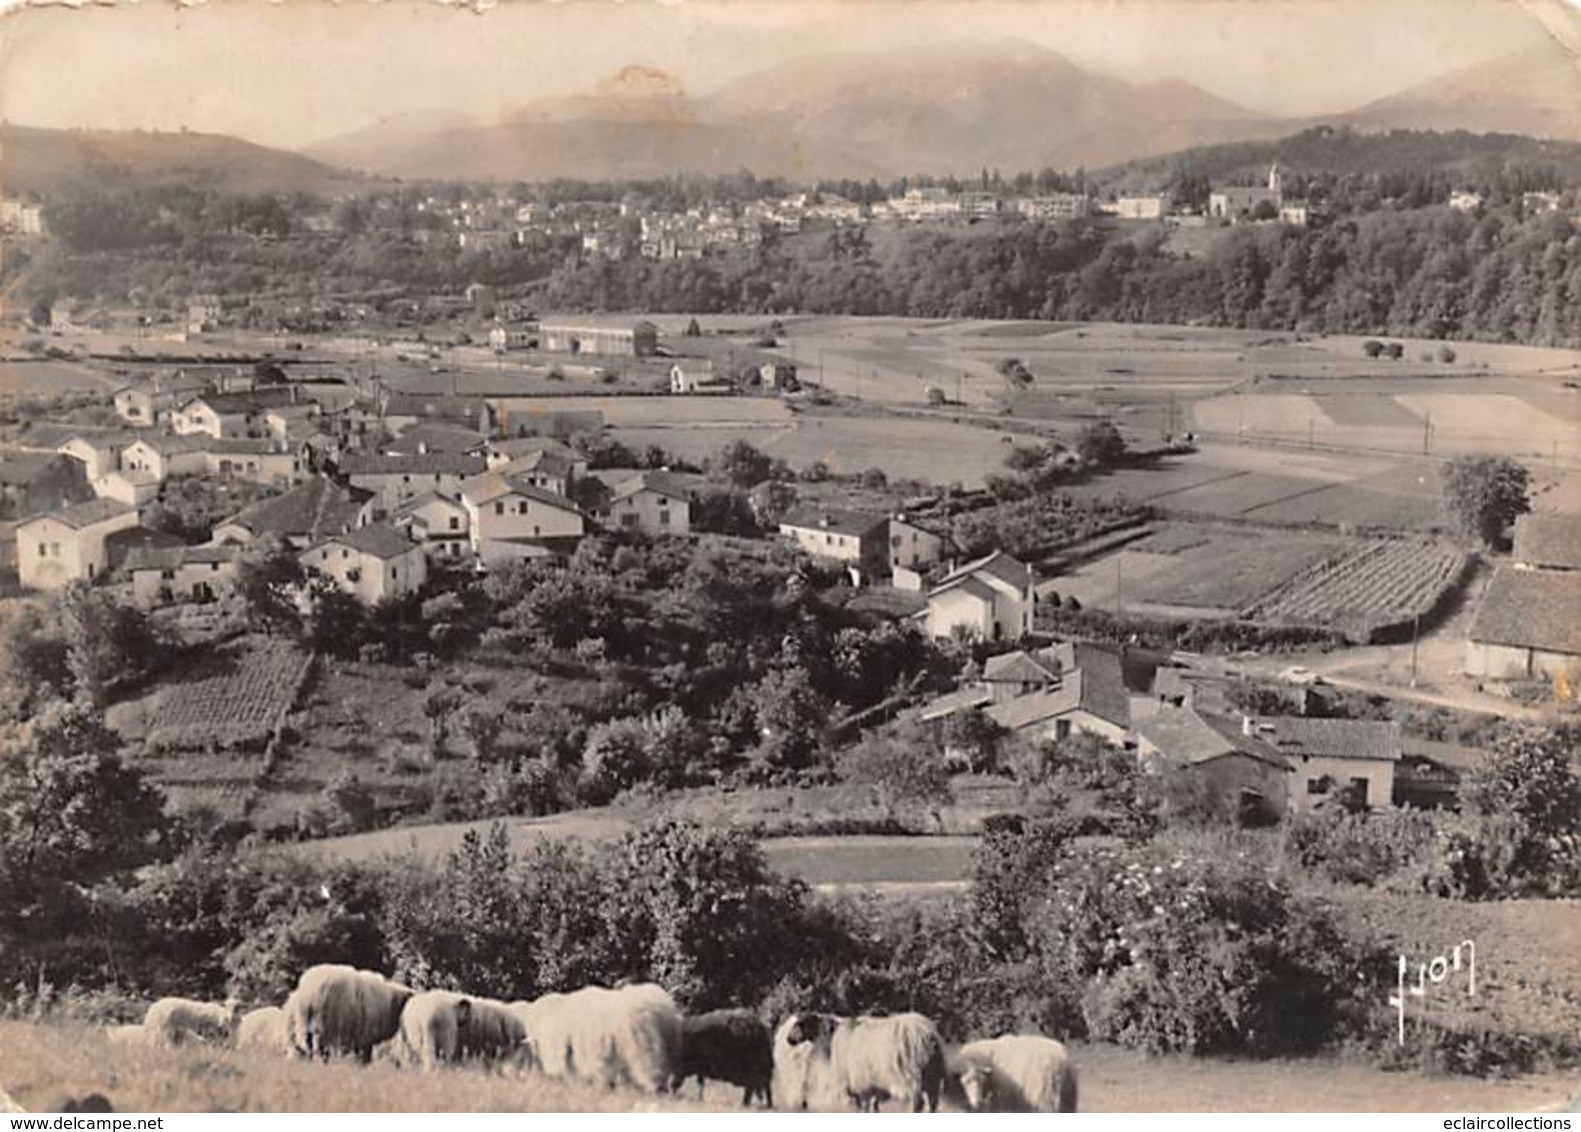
[{"left": 2, "top": 363, "right": 696, "bottom": 609}]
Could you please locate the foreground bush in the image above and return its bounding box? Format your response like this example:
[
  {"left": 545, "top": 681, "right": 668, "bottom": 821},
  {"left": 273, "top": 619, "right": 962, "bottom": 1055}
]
[{"left": 1285, "top": 807, "right": 1438, "bottom": 886}]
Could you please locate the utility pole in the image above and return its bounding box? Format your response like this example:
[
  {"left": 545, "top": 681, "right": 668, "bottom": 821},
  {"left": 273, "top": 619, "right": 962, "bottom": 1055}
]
[
  {"left": 1410, "top": 612, "right": 1421, "bottom": 688},
  {"left": 1422, "top": 410, "right": 1432, "bottom": 456},
  {"left": 1308, "top": 414, "right": 1314, "bottom": 450},
  {"left": 1116, "top": 552, "right": 1124, "bottom": 620}
]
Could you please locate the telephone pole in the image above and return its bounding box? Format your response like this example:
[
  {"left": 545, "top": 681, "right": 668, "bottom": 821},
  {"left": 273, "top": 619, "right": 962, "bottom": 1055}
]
[{"left": 1422, "top": 411, "right": 1432, "bottom": 456}]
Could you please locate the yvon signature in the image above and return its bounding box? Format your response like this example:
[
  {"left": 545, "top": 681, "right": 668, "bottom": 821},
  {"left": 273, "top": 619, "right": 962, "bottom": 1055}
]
[{"left": 1388, "top": 939, "right": 1477, "bottom": 1044}]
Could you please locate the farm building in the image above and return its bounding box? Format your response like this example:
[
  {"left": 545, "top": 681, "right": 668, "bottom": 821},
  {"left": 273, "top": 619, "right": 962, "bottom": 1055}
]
[
  {"left": 1136, "top": 708, "right": 1292, "bottom": 822},
  {"left": 1465, "top": 566, "right": 1581, "bottom": 680},
  {"left": 759, "top": 361, "right": 799, "bottom": 390},
  {"left": 779, "top": 508, "right": 889, "bottom": 581},
  {"left": 16, "top": 498, "right": 140, "bottom": 590},
  {"left": 488, "top": 324, "right": 536, "bottom": 352},
  {"left": 887, "top": 514, "right": 950, "bottom": 590},
  {"left": 300, "top": 524, "right": 428, "bottom": 604},
  {"left": 1257, "top": 716, "right": 1402, "bottom": 812},
  {"left": 540, "top": 318, "right": 658, "bottom": 358},
  {"left": 124, "top": 544, "right": 241, "bottom": 608},
  {"left": 925, "top": 550, "right": 1035, "bottom": 643},
  {"left": 1511, "top": 513, "right": 1581, "bottom": 572},
  {"left": 595, "top": 469, "right": 691, "bottom": 536},
  {"left": 1209, "top": 165, "right": 1283, "bottom": 220},
  {"left": 670, "top": 361, "right": 733, "bottom": 395},
  {"left": 213, "top": 476, "right": 373, "bottom": 549}
]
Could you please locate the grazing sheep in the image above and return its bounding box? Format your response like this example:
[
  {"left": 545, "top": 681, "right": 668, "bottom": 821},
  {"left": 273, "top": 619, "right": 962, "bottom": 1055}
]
[
  {"left": 288, "top": 964, "right": 414, "bottom": 1063},
  {"left": 676, "top": 1009, "right": 773, "bottom": 1106},
  {"left": 400, "top": 991, "right": 470, "bottom": 1071},
  {"left": 105, "top": 1024, "right": 145, "bottom": 1047},
  {"left": 457, "top": 995, "right": 528, "bottom": 1070},
  {"left": 142, "top": 997, "right": 238, "bottom": 1048},
  {"left": 952, "top": 1034, "right": 1077, "bottom": 1113},
  {"left": 234, "top": 1006, "right": 294, "bottom": 1054},
  {"left": 779, "top": 1012, "right": 944, "bottom": 1113},
  {"left": 515, "top": 984, "right": 680, "bottom": 1093}
]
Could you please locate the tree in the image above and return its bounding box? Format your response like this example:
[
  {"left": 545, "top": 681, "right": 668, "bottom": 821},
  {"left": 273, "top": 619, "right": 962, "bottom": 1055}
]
[
  {"left": 0, "top": 700, "right": 169, "bottom": 891},
  {"left": 1385, "top": 341, "right": 1405, "bottom": 360},
  {"left": 236, "top": 536, "right": 307, "bottom": 636},
  {"left": 750, "top": 480, "right": 798, "bottom": 525},
  {"left": 683, "top": 318, "right": 703, "bottom": 337},
  {"left": 1437, "top": 344, "right": 1457, "bottom": 363},
  {"left": 569, "top": 475, "right": 613, "bottom": 517},
  {"left": 1362, "top": 340, "right": 1385, "bottom": 358},
  {"left": 996, "top": 357, "right": 1035, "bottom": 392},
  {"left": 838, "top": 721, "right": 954, "bottom": 820},
  {"left": 710, "top": 440, "right": 774, "bottom": 489},
  {"left": 1076, "top": 420, "right": 1127, "bottom": 468},
  {"left": 1441, "top": 455, "right": 1530, "bottom": 547},
  {"left": 421, "top": 682, "right": 464, "bottom": 756},
  {"left": 749, "top": 667, "right": 831, "bottom": 776},
  {"left": 691, "top": 488, "right": 760, "bottom": 537},
  {"left": 1250, "top": 199, "right": 1279, "bottom": 222},
  {"left": 459, "top": 704, "right": 504, "bottom": 765}
]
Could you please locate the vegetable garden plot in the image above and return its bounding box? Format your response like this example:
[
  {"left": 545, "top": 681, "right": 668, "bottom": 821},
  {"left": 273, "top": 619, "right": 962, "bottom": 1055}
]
[
  {"left": 1245, "top": 539, "right": 1467, "bottom": 639},
  {"left": 147, "top": 636, "right": 314, "bottom": 751}
]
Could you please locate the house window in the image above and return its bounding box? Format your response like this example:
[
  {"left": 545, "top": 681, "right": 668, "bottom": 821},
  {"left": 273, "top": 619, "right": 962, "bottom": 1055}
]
[
  {"left": 518, "top": 502, "right": 528, "bottom": 515},
  {"left": 1306, "top": 778, "right": 1326, "bottom": 796},
  {"left": 37, "top": 543, "right": 46, "bottom": 558},
  {"left": 1055, "top": 719, "right": 1072, "bottom": 740},
  {"left": 161, "top": 569, "right": 175, "bottom": 581},
  {"left": 402, "top": 475, "right": 411, "bottom": 484},
  {"left": 448, "top": 517, "right": 459, "bottom": 530},
  {"left": 621, "top": 513, "right": 639, "bottom": 527},
  {"left": 341, "top": 549, "right": 349, "bottom": 560},
  {"left": 495, "top": 501, "right": 504, "bottom": 515},
  {"left": 1349, "top": 776, "right": 1369, "bottom": 802},
  {"left": 659, "top": 510, "right": 670, "bottom": 526}
]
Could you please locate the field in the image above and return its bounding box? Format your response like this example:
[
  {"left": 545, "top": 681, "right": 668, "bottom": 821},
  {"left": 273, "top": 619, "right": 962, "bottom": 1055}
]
[
  {"left": 2, "top": 1021, "right": 1575, "bottom": 1113},
  {"left": 1246, "top": 539, "right": 1467, "bottom": 638},
  {"left": 0, "top": 357, "right": 122, "bottom": 397},
  {"left": 1049, "top": 522, "right": 1350, "bottom": 617}
]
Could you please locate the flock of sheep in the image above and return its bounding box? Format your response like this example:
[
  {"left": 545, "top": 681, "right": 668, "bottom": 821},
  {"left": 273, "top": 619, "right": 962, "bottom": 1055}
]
[{"left": 112, "top": 964, "right": 1079, "bottom": 1113}]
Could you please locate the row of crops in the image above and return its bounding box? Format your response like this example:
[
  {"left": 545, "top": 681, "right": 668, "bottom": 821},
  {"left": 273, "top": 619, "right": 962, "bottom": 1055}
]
[
  {"left": 146, "top": 636, "right": 315, "bottom": 752},
  {"left": 1244, "top": 538, "right": 1468, "bottom": 641}
]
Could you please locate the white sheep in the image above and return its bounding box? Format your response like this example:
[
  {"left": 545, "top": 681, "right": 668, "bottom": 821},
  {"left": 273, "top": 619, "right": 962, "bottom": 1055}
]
[
  {"left": 104, "top": 1024, "right": 145, "bottom": 1047},
  {"left": 457, "top": 995, "right": 528, "bottom": 1070},
  {"left": 514, "top": 984, "right": 680, "bottom": 1094},
  {"left": 399, "top": 991, "right": 469, "bottom": 1071},
  {"left": 953, "top": 1034, "right": 1078, "bottom": 1112},
  {"left": 288, "top": 964, "right": 414, "bottom": 1063},
  {"left": 142, "top": 997, "right": 238, "bottom": 1048},
  {"left": 777, "top": 1012, "right": 944, "bottom": 1112},
  {"left": 234, "top": 1006, "right": 295, "bottom": 1055}
]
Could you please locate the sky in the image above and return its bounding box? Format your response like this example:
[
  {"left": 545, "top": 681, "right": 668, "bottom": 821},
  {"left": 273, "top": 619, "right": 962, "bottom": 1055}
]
[{"left": 0, "top": 0, "right": 1574, "bottom": 150}]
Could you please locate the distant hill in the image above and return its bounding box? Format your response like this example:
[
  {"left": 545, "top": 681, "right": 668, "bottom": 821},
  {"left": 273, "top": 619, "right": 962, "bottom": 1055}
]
[
  {"left": 1347, "top": 42, "right": 1581, "bottom": 142},
  {"left": 303, "top": 40, "right": 1295, "bottom": 181},
  {"left": 0, "top": 124, "right": 376, "bottom": 196},
  {"left": 1096, "top": 126, "right": 1581, "bottom": 192}
]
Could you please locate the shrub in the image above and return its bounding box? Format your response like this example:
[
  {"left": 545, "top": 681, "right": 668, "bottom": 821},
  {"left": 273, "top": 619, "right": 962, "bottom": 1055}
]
[{"left": 1284, "top": 807, "right": 1437, "bottom": 886}]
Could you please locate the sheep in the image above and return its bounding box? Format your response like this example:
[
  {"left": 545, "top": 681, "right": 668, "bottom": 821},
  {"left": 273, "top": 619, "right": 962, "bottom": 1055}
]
[
  {"left": 952, "top": 1034, "right": 1077, "bottom": 1113},
  {"left": 778, "top": 1012, "right": 944, "bottom": 1113},
  {"left": 515, "top": 984, "right": 680, "bottom": 1094},
  {"left": 0, "top": 1088, "right": 25, "bottom": 1114},
  {"left": 234, "top": 1006, "right": 294, "bottom": 1055},
  {"left": 399, "top": 991, "right": 470, "bottom": 1071},
  {"left": 457, "top": 995, "right": 528, "bottom": 1070},
  {"left": 287, "top": 964, "right": 414, "bottom": 1063},
  {"left": 104, "top": 1024, "right": 145, "bottom": 1047},
  {"left": 674, "top": 1008, "right": 773, "bottom": 1107},
  {"left": 142, "top": 997, "right": 238, "bottom": 1048}
]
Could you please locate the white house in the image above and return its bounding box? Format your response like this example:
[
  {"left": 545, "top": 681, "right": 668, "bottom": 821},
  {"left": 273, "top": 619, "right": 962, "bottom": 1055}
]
[
  {"left": 17, "top": 498, "right": 140, "bottom": 590},
  {"left": 925, "top": 550, "right": 1034, "bottom": 642},
  {"left": 392, "top": 491, "right": 472, "bottom": 563},
  {"left": 113, "top": 373, "right": 212, "bottom": 428},
  {"left": 887, "top": 515, "right": 948, "bottom": 590},
  {"left": 1254, "top": 716, "right": 1401, "bottom": 812},
  {"left": 459, "top": 471, "right": 586, "bottom": 565},
  {"left": 1114, "top": 195, "right": 1167, "bottom": 220},
  {"left": 598, "top": 470, "right": 691, "bottom": 536},
  {"left": 92, "top": 470, "right": 161, "bottom": 507},
  {"left": 670, "top": 361, "right": 732, "bottom": 395},
  {"left": 119, "top": 434, "right": 210, "bottom": 481},
  {"left": 299, "top": 524, "right": 428, "bottom": 605},
  {"left": 204, "top": 439, "right": 301, "bottom": 486},
  {"left": 171, "top": 389, "right": 295, "bottom": 439},
  {"left": 57, "top": 433, "right": 129, "bottom": 481}
]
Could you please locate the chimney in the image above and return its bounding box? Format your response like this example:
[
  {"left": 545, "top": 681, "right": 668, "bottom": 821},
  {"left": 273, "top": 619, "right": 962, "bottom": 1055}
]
[
  {"left": 1242, "top": 714, "right": 1254, "bottom": 737},
  {"left": 418, "top": 441, "right": 429, "bottom": 455}
]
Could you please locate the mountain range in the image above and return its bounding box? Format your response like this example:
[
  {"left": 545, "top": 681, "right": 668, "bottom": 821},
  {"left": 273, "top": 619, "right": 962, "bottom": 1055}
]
[{"left": 6, "top": 37, "right": 1579, "bottom": 191}]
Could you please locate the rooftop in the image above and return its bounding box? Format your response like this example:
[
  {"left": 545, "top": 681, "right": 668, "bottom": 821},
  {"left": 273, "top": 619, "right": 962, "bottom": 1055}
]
[
  {"left": 312, "top": 524, "right": 420, "bottom": 561},
  {"left": 18, "top": 497, "right": 136, "bottom": 530},
  {"left": 931, "top": 550, "right": 1032, "bottom": 597},
  {"left": 460, "top": 471, "right": 584, "bottom": 512},
  {"left": 386, "top": 423, "right": 487, "bottom": 457},
  {"left": 124, "top": 543, "right": 240, "bottom": 571},
  {"left": 340, "top": 451, "right": 487, "bottom": 478},
  {"left": 779, "top": 507, "right": 888, "bottom": 539},
  {"left": 222, "top": 476, "right": 370, "bottom": 541},
  {"left": 1469, "top": 565, "right": 1581, "bottom": 657},
  {"left": 1257, "top": 716, "right": 1403, "bottom": 763},
  {"left": 1511, "top": 513, "right": 1581, "bottom": 571},
  {"left": 1138, "top": 708, "right": 1290, "bottom": 769},
  {"left": 609, "top": 469, "right": 692, "bottom": 503}
]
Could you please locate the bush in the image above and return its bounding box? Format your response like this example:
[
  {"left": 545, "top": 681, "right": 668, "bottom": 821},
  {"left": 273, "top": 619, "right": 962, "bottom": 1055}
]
[{"left": 1284, "top": 807, "right": 1437, "bottom": 886}]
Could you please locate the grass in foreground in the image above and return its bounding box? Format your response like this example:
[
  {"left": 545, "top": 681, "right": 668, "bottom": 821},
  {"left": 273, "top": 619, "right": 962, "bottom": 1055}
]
[{"left": 3, "top": 1023, "right": 1577, "bottom": 1113}]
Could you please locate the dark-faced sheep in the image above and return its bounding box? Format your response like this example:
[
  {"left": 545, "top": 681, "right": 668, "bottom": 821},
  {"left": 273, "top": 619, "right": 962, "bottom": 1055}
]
[
  {"left": 401, "top": 991, "right": 526, "bottom": 1072},
  {"left": 288, "top": 964, "right": 414, "bottom": 1063},
  {"left": 675, "top": 1008, "right": 773, "bottom": 1106},
  {"left": 515, "top": 984, "right": 680, "bottom": 1093},
  {"left": 142, "top": 997, "right": 238, "bottom": 1048},
  {"left": 953, "top": 1034, "right": 1077, "bottom": 1112},
  {"left": 778, "top": 1012, "right": 944, "bottom": 1112}
]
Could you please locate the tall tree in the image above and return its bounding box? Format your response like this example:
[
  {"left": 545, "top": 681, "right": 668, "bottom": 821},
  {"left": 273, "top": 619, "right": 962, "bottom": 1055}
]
[{"left": 1441, "top": 456, "right": 1530, "bottom": 547}]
